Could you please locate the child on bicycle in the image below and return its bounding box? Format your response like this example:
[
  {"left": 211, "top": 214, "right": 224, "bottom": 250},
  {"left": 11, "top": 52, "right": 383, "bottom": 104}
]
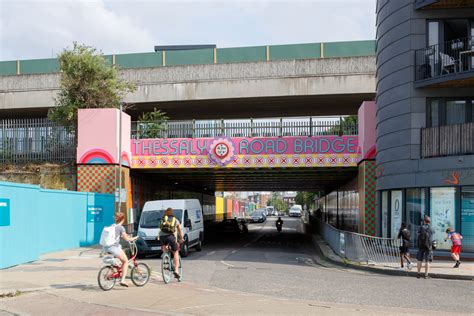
[
  {"left": 103, "top": 213, "right": 138, "bottom": 287},
  {"left": 158, "top": 208, "right": 184, "bottom": 279}
]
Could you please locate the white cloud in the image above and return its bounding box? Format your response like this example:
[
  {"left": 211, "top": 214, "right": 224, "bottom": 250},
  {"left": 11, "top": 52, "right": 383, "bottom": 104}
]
[{"left": 0, "top": 0, "right": 375, "bottom": 60}]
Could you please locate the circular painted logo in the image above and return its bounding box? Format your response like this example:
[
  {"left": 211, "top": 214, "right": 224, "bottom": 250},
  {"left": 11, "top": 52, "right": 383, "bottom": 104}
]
[{"left": 208, "top": 138, "right": 235, "bottom": 166}]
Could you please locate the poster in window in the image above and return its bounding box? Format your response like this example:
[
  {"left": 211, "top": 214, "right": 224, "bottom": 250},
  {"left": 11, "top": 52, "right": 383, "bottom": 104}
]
[
  {"left": 382, "top": 191, "right": 389, "bottom": 238},
  {"left": 391, "top": 190, "right": 403, "bottom": 238},
  {"left": 430, "top": 187, "right": 456, "bottom": 250}
]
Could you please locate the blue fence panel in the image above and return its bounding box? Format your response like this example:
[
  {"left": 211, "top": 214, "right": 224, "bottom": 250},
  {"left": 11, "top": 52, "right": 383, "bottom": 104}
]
[
  {"left": 0, "top": 182, "right": 40, "bottom": 269},
  {"left": 0, "top": 181, "right": 114, "bottom": 269}
]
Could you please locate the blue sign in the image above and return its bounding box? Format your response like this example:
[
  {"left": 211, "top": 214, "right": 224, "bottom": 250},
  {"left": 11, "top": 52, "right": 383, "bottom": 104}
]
[
  {"left": 0, "top": 198, "right": 10, "bottom": 227},
  {"left": 87, "top": 206, "right": 103, "bottom": 223}
]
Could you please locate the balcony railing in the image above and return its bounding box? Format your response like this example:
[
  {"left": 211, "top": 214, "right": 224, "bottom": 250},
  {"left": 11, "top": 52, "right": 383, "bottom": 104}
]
[
  {"left": 421, "top": 123, "right": 474, "bottom": 158},
  {"left": 131, "top": 117, "right": 358, "bottom": 139},
  {"left": 415, "top": 0, "right": 474, "bottom": 10},
  {"left": 415, "top": 36, "right": 474, "bottom": 83}
]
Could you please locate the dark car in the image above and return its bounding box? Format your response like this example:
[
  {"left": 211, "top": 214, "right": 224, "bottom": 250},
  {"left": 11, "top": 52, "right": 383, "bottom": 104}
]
[
  {"left": 250, "top": 210, "right": 266, "bottom": 223},
  {"left": 217, "top": 218, "right": 248, "bottom": 235}
]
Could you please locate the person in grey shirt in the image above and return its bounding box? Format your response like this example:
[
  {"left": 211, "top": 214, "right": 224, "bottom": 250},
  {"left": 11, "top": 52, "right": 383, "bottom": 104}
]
[{"left": 103, "top": 212, "right": 137, "bottom": 287}]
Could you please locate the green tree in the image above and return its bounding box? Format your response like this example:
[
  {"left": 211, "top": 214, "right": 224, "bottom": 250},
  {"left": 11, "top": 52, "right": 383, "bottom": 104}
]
[
  {"left": 325, "top": 115, "right": 358, "bottom": 135},
  {"left": 138, "top": 108, "right": 169, "bottom": 138},
  {"left": 48, "top": 42, "right": 136, "bottom": 132},
  {"left": 295, "top": 191, "right": 318, "bottom": 210}
]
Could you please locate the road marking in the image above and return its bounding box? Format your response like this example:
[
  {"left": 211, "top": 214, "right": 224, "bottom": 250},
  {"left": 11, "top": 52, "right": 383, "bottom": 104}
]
[
  {"left": 220, "top": 260, "right": 235, "bottom": 268},
  {"left": 176, "top": 303, "right": 225, "bottom": 311},
  {"left": 207, "top": 251, "right": 216, "bottom": 255},
  {"left": 231, "top": 250, "right": 237, "bottom": 254}
]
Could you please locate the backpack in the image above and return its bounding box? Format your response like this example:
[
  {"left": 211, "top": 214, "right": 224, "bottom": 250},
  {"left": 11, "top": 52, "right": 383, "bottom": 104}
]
[
  {"left": 100, "top": 224, "right": 117, "bottom": 247},
  {"left": 160, "top": 215, "right": 176, "bottom": 234},
  {"left": 418, "top": 224, "right": 432, "bottom": 249}
]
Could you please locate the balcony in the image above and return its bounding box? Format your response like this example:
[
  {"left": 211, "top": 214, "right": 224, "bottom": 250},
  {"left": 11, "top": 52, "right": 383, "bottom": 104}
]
[
  {"left": 421, "top": 123, "right": 474, "bottom": 158},
  {"left": 131, "top": 117, "right": 358, "bottom": 139},
  {"left": 415, "top": 0, "right": 474, "bottom": 10},
  {"left": 415, "top": 37, "right": 474, "bottom": 88}
]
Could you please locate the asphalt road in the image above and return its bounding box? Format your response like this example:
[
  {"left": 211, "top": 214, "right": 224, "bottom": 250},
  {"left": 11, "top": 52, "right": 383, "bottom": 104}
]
[{"left": 142, "top": 217, "right": 473, "bottom": 314}]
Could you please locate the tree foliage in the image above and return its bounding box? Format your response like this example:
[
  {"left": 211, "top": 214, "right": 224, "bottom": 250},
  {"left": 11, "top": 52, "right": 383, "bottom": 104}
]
[
  {"left": 138, "top": 108, "right": 169, "bottom": 138},
  {"left": 326, "top": 115, "right": 358, "bottom": 135},
  {"left": 48, "top": 42, "right": 136, "bottom": 132},
  {"left": 295, "top": 191, "right": 318, "bottom": 210}
]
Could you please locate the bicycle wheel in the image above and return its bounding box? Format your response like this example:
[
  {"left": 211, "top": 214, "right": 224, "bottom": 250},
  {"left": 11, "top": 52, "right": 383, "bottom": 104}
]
[
  {"left": 131, "top": 263, "right": 150, "bottom": 287},
  {"left": 161, "top": 253, "right": 173, "bottom": 284},
  {"left": 98, "top": 266, "right": 117, "bottom": 291}
]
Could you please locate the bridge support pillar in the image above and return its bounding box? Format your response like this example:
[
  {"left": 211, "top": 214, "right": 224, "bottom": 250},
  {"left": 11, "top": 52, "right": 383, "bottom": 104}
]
[
  {"left": 76, "top": 108, "right": 134, "bottom": 230},
  {"left": 358, "top": 160, "right": 376, "bottom": 236}
]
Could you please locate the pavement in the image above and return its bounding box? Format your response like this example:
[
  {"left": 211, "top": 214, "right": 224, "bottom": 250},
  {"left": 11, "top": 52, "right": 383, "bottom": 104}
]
[
  {"left": 1, "top": 218, "right": 473, "bottom": 315},
  {"left": 312, "top": 234, "right": 474, "bottom": 281}
]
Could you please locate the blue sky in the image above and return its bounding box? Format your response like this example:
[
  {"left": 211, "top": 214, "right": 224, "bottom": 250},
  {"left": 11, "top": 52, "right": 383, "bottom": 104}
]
[{"left": 0, "top": 0, "right": 376, "bottom": 60}]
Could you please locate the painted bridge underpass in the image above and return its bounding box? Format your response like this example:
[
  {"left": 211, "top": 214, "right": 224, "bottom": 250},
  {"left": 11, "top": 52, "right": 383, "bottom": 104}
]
[{"left": 75, "top": 105, "right": 377, "bottom": 193}]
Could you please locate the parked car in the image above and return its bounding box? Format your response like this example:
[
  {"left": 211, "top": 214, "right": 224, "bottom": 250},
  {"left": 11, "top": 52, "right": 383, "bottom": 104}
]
[
  {"left": 136, "top": 199, "right": 204, "bottom": 257},
  {"left": 289, "top": 205, "right": 302, "bottom": 217},
  {"left": 250, "top": 209, "right": 267, "bottom": 223},
  {"left": 216, "top": 218, "right": 248, "bottom": 235},
  {"left": 272, "top": 210, "right": 278, "bottom": 216}
]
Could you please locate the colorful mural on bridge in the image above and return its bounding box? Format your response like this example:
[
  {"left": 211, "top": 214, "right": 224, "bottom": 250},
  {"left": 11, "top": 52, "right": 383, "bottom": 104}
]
[{"left": 131, "top": 136, "right": 358, "bottom": 168}]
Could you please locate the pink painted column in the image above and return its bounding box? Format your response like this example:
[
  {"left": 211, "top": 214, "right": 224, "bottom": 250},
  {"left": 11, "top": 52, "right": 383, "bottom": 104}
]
[{"left": 76, "top": 108, "right": 133, "bottom": 224}]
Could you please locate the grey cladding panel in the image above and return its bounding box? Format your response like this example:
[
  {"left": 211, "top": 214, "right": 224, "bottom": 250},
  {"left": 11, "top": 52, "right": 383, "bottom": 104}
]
[
  {"left": 377, "top": 99, "right": 411, "bottom": 122},
  {"left": 377, "top": 67, "right": 413, "bottom": 95}
]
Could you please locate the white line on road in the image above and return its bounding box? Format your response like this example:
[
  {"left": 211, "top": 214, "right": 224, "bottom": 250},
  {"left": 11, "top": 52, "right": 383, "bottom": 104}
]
[
  {"left": 220, "top": 260, "right": 235, "bottom": 268},
  {"left": 231, "top": 250, "right": 237, "bottom": 254},
  {"left": 207, "top": 251, "right": 216, "bottom": 255},
  {"left": 175, "top": 303, "right": 225, "bottom": 311}
]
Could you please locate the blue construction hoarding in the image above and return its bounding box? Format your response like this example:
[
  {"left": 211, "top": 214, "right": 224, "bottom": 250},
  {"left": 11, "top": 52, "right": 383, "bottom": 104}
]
[{"left": 0, "top": 181, "right": 114, "bottom": 269}]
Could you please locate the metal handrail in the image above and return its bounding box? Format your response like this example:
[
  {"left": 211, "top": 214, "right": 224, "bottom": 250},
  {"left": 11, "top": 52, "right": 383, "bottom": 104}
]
[
  {"left": 131, "top": 117, "right": 358, "bottom": 139},
  {"left": 315, "top": 219, "right": 400, "bottom": 268}
]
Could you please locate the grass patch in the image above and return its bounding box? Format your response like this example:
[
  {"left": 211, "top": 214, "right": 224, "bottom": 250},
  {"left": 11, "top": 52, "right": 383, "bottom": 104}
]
[{"left": 0, "top": 290, "right": 21, "bottom": 298}]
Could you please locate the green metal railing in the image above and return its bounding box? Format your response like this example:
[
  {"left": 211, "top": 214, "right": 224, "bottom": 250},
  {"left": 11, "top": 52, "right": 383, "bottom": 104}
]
[
  {"left": 0, "top": 40, "right": 375, "bottom": 76},
  {"left": 131, "top": 117, "right": 358, "bottom": 139}
]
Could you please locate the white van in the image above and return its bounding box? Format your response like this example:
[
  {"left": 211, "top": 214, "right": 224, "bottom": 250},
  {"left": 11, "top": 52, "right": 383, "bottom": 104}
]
[
  {"left": 289, "top": 204, "right": 302, "bottom": 217},
  {"left": 137, "top": 199, "right": 204, "bottom": 257}
]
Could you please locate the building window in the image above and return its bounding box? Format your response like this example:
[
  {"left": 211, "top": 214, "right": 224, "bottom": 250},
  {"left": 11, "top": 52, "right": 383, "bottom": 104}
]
[
  {"left": 390, "top": 190, "right": 403, "bottom": 239},
  {"left": 406, "top": 188, "right": 426, "bottom": 247},
  {"left": 430, "top": 187, "right": 456, "bottom": 250},
  {"left": 427, "top": 98, "right": 473, "bottom": 127},
  {"left": 461, "top": 187, "right": 474, "bottom": 252},
  {"left": 446, "top": 100, "right": 466, "bottom": 125},
  {"left": 381, "top": 191, "right": 389, "bottom": 238}
]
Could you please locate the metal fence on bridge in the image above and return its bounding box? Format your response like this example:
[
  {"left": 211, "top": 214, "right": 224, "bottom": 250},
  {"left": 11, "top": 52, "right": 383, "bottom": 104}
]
[
  {"left": 314, "top": 219, "right": 400, "bottom": 268},
  {"left": 0, "top": 118, "right": 76, "bottom": 164},
  {"left": 132, "top": 117, "right": 358, "bottom": 139}
]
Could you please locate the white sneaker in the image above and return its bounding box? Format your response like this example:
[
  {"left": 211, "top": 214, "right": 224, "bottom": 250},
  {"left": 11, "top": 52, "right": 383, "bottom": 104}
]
[{"left": 407, "top": 263, "right": 413, "bottom": 270}]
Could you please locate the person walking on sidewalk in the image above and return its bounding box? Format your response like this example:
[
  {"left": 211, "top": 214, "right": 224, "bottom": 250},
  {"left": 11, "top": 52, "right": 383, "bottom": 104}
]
[
  {"left": 416, "top": 215, "right": 434, "bottom": 279},
  {"left": 445, "top": 227, "right": 463, "bottom": 268},
  {"left": 397, "top": 223, "right": 412, "bottom": 270}
]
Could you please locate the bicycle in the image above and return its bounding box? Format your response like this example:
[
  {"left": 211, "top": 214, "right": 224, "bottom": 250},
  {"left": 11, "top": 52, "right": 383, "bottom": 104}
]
[
  {"left": 98, "top": 240, "right": 151, "bottom": 291},
  {"left": 161, "top": 243, "right": 183, "bottom": 284}
]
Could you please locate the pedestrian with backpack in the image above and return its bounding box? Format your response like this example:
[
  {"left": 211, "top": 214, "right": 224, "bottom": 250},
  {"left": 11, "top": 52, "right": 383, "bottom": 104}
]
[
  {"left": 100, "top": 213, "right": 138, "bottom": 287},
  {"left": 416, "top": 215, "right": 434, "bottom": 279},
  {"left": 445, "top": 227, "right": 463, "bottom": 268},
  {"left": 397, "top": 223, "right": 412, "bottom": 270}
]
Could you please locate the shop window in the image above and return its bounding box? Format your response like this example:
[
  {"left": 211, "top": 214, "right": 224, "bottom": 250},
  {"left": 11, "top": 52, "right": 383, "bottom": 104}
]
[
  {"left": 461, "top": 187, "right": 474, "bottom": 252},
  {"left": 391, "top": 190, "right": 403, "bottom": 239},
  {"left": 406, "top": 188, "right": 426, "bottom": 247},
  {"left": 430, "top": 187, "right": 456, "bottom": 250}
]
